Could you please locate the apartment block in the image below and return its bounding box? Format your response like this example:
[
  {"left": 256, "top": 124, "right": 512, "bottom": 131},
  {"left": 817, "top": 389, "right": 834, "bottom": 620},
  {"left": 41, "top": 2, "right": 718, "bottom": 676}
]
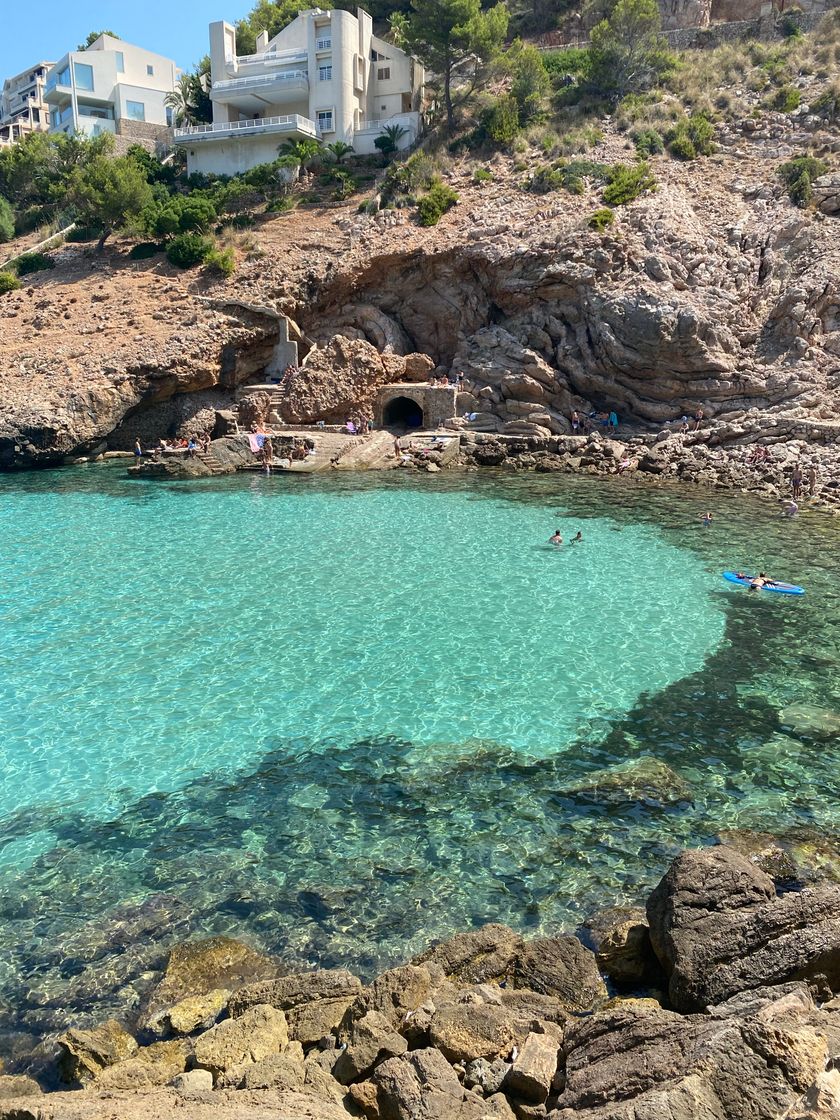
[
  {"left": 0, "top": 62, "right": 54, "bottom": 146},
  {"left": 45, "top": 34, "right": 178, "bottom": 150},
  {"left": 173, "top": 6, "right": 423, "bottom": 176}
]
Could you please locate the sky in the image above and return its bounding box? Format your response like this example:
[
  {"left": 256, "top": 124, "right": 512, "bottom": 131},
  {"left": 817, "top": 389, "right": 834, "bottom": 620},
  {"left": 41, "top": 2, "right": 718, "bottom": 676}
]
[{"left": 1, "top": 0, "right": 258, "bottom": 78}]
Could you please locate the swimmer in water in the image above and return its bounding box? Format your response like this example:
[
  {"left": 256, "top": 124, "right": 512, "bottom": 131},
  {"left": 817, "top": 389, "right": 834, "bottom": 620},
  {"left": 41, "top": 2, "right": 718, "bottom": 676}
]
[
  {"left": 548, "top": 530, "right": 563, "bottom": 546},
  {"left": 571, "top": 531, "right": 583, "bottom": 543},
  {"left": 702, "top": 511, "right": 713, "bottom": 527}
]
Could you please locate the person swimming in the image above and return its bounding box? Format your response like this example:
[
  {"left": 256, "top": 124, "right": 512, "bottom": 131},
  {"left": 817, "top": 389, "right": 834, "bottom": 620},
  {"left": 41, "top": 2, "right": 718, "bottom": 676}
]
[
  {"left": 702, "top": 511, "right": 713, "bottom": 527},
  {"left": 571, "top": 531, "right": 583, "bottom": 543},
  {"left": 548, "top": 530, "right": 563, "bottom": 546}
]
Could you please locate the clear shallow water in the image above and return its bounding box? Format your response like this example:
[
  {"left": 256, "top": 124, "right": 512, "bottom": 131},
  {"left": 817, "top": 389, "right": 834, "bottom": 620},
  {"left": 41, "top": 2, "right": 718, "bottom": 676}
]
[{"left": 0, "top": 465, "right": 839, "bottom": 1043}]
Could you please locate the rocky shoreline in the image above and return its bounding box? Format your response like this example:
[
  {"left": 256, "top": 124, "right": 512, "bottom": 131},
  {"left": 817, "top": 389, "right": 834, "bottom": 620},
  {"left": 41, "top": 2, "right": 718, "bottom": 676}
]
[{"left": 2, "top": 842, "right": 839, "bottom": 1120}]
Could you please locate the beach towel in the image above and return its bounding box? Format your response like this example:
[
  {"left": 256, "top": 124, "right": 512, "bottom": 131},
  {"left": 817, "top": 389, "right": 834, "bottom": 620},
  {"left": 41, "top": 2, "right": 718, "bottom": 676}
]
[{"left": 248, "top": 434, "right": 265, "bottom": 453}]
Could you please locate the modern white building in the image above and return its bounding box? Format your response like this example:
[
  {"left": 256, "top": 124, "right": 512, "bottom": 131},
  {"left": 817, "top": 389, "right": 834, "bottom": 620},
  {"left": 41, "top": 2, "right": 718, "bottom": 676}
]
[
  {"left": 173, "top": 6, "right": 423, "bottom": 176},
  {"left": 45, "top": 34, "right": 179, "bottom": 149},
  {"left": 0, "top": 62, "right": 54, "bottom": 146}
]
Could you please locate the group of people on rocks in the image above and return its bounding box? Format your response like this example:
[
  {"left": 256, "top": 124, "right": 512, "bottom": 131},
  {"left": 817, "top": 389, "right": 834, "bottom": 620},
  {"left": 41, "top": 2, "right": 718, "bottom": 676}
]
[
  {"left": 570, "top": 410, "right": 619, "bottom": 435},
  {"left": 345, "top": 415, "right": 372, "bottom": 434},
  {"left": 429, "top": 373, "right": 464, "bottom": 390},
  {"left": 135, "top": 433, "right": 212, "bottom": 461}
]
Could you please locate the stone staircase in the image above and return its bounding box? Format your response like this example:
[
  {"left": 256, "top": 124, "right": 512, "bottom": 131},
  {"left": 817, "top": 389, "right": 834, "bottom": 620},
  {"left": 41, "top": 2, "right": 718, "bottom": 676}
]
[
  {"left": 333, "top": 430, "right": 397, "bottom": 470},
  {"left": 195, "top": 448, "right": 226, "bottom": 476}
]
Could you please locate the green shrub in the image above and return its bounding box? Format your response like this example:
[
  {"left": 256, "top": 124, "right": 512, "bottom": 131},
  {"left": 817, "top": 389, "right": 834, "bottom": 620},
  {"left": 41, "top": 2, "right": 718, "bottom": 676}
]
[
  {"left": 128, "top": 242, "right": 161, "bottom": 260},
  {"left": 769, "top": 85, "right": 801, "bottom": 113},
  {"left": 473, "top": 167, "right": 493, "bottom": 183},
  {"left": 15, "top": 252, "right": 55, "bottom": 275},
  {"left": 483, "top": 96, "right": 520, "bottom": 145},
  {"left": 779, "top": 12, "right": 803, "bottom": 39},
  {"left": 589, "top": 207, "right": 615, "bottom": 231},
  {"left": 331, "top": 169, "right": 357, "bottom": 201},
  {"left": 603, "top": 161, "right": 656, "bottom": 205},
  {"left": 267, "top": 196, "right": 296, "bottom": 213},
  {"left": 529, "top": 158, "right": 610, "bottom": 194},
  {"left": 166, "top": 232, "right": 213, "bottom": 269},
  {"left": 666, "top": 113, "right": 715, "bottom": 160},
  {"left": 633, "top": 128, "right": 664, "bottom": 157},
  {"left": 66, "top": 224, "right": 103, "bottom": 242},
  {"left": 205, "top": 246, "right": 236, "bottom": 277},
  {"left": 417, "top": 178, "right": 458, "bottom": 226},
  {"left": 813, "top": 84, "right": 840, "bottom": 122},
  {"left": 0, "top": 196, "right": 14, "bottom": 243},
  {"left": 778, "top": 155, "right": 829, "bottom": 207},
  {"left": 0, "top": 271, "right": 21, "bottom": 294}
]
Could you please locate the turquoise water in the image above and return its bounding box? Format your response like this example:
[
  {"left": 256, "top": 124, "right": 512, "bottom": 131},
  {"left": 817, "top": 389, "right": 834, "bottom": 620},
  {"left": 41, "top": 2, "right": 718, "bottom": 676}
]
[{"left": 0, "top": 465, "right": 839, "bottom": 1043}]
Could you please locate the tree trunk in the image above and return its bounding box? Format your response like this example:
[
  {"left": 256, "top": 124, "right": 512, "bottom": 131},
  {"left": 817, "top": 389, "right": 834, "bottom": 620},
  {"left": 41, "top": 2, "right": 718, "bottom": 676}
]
[
  {"left": 444, "top": 45, "right": 454, "bottom": 134},
  {"left": 96, "top": 229, "right": 111, "bottom": 251}
]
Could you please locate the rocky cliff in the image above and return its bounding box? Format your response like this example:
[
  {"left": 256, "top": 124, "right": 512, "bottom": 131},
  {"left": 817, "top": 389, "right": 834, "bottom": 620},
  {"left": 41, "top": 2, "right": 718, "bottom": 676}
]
[{"left": 2, "top": 80, "right": 840, "bottom": 470}]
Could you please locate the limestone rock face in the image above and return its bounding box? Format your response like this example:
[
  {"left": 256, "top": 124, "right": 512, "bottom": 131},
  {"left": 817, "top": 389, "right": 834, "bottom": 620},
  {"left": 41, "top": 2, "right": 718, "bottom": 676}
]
[
  {"left": 647, "top": 846, "right": 840, "bottom": 1011},
  {"left": 812, "top": 173, "right": 840, "bottom": 216},
  {"left": 658, "top": 0, "right": 712, "bottom": 29},
  {"left": 142, "top": 937, "right": 280, "bottom": 1037},
  {"left": 512, "top": 937, "right": 607, "bottom": 1011},
  {"left": 94, "top": 1039, "right": 190, "bottom": 1090},
  {"left": 413, "top": 923, "right": 523, "bottom": 985},
  {"left": 192, "top": 1004, "right": 288, "bottom": 1083},
  {"left": 373, "top": 1047, "right": 515, "bottom": 1120},
  {"left": 332, "top": 1010, "right": 408, "bottom": 1084},
  {"left": 0, "top": 1076, "right": 42, "bottom": 1099},
  {"left": 57, "top": 1019, "right": 138, "bottom": 1084},
  {"left": 503, "top": 1031, "right": 560, "bottom": 1103},
  {"left": 277, "top": 337, "right": 406, "bottom": 424},
  {"left": 228, "top": 970, "right": 363, "bottom": 1046}
]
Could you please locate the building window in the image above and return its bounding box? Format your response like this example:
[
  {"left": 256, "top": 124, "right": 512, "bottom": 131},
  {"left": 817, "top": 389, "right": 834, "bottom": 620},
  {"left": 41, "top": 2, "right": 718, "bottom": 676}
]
[
  {"left": 147, "top": 64, "right": 155, "bottom": 76},
  {"left": 377, "top": 66, "right": 390, "bottom": 80},
  {"left": 74, "top": 62, "right": 94, "bottom": 91},
  {"left": 166, "top": 106, "right": 174, "bottom": 127},
  {"left": 58, "top": 66, "right": 71, "bottom": 86},
  {"left": 318, "top": 63, "right": 332, "bottom": 81},
  {"left": 316, "top": 37, "right": 331, "bottom": 50},
  {"left": 115, "top": 51, "right": 125, "bottom": 73},
  {"left": 126, "top": 100, "right": 146, "bottom": 121},
  {"left": 316, "top": 110, "right": 333, "bottom": 132}
]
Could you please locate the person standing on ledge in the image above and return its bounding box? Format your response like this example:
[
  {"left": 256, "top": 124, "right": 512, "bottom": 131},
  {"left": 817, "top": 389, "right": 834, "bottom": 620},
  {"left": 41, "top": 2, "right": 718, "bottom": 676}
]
[
  {"left": 134, "top": 438, "right": 142, "bottom": 461},
  {"left": 792, "top": 462, "right": 803, "bottom": 500},
  {"left": 548, "top": 530, "right": 563, "bottom": 546},
  {"left": 807, "top": 463, "right": 817, "bottom": 497},
  {"left": 693, "top": 408, "right": 704, "bottom": 431}
]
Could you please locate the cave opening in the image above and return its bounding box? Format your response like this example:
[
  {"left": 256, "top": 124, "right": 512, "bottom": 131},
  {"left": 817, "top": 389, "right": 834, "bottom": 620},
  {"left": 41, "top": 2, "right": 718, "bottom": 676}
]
[{"left": 383, "top": 396, "right": 425, "bottom": 429}]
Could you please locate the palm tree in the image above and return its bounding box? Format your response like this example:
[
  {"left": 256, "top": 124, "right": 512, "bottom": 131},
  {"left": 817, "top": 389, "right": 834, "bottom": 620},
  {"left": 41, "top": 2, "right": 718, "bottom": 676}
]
[
  {"left": 374, "top": 123, "right": 409, "bottom": 155},
  {"left": 325, "top": 140, "right": 354, "bottom": 164},
  {"left": 164, "top": 75, "right": 199, "bottom": 128},
  {"left": 279, "top": 137, "right": 322, "bottom": 173},
  {"left": 387, "top": 12, "right": 409, "bottom": 47}
]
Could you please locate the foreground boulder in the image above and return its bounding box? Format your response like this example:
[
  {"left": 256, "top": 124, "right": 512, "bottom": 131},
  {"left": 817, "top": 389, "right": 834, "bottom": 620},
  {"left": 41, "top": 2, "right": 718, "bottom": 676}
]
[
  {"left": 228, "top": 969, "right": 363, "bottom": 1045},
  {"left": 582, "top": 907, "right": 661, "bottom": 987},
  {"left": 192, "top": 1004, "right": 288, "bottom": 1083},
  {"left": 372, "top": 1047, "right": 515, "bottom": 1119},
  {"left": 57, "top": 1019, "right": 138, "bottom": 1084},
  {"left": 512, "top": 936, "right": 607, "bottom": 1011},
  {"left": 414, "top": 924, "right": 522, "bottom": 984},
  {"left": 647, "top": 846, "right": 840, "bottom": 1011}
]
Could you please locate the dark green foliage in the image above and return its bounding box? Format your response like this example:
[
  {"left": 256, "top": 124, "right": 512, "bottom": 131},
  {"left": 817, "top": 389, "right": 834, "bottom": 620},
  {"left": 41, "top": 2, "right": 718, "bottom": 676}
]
[
  {"left": 0, "top": 272, "right": 21, "bottom": 294},
  {"left": 330, "top": 169, "right": 357, "bottom": 200},
  {"left": 666, "top": 113, "right": 715, "bottom": 160},
  {"left": 541, "top": 48, "right": 590, "bottom": 82},
  {"left": 473, "top": 167, "right": 493, "bottom": 182},
  {"left": 507, "top": 39, "right": 550, "bottom": 123},
  {"left": 587, "top": 0, "right": 673, "bottom": 102},
  {"left": 602, "top": 160, "right": 656, "bottom": 205},
  {"left": 15, "top": 252, "right": 55, "bottom": 275},
  {"left": 482, "top": 96, "right": 521, "bottom": 144},
  {"left": 589, "top": 206, "right": 615, "bottom": 230},
  {"left": 374, "top": 124, "right": 409, "bottom": 154},
  {"left": 0, "top": 196, "right": 13, "bottom": 242},
  {"left": 529, "top": 158, "right": 610, "bottom": 194},
  {"left": 66, "top": 224, "right": 103, "bottom": 242},
  {"left": 778, "top": 12, "right": 803, "bottom": 39},
  {"left": 813, "top": 85, "right": 840, "bottom": 122},
  {"left": 68, "top": 154, "right": 153, "bottom": 246},
  {"left": 166, "top": 232, "right": 214, "bottom": 269},
  {"left": 417, "top": 178, "right": 458, "bottom": 225},
  {"left": 633, "top": 128, "right": 664, "bottom": 157},
  {"left": 126, "top": 145, "right": 178, "bottom": 186},
  {"left": 78, "top": 29, "right": 118, "bottom": 50},
  {"left": 769, "top": 85, "right": 801, "bottom": 112},
  {"left": 128, "top": 242, "right": 162, "bottom": 260},
  {"left": 778, "top": 156, "right": 829, "bottom": 207}
]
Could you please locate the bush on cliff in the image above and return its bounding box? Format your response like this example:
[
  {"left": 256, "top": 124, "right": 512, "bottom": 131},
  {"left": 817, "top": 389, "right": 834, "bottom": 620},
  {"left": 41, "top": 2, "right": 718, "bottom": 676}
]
[
  {"left": 15, "top": 252, "right": 55, "bottom": 276},
  {"left": 482, "top": 96, "right": 521, "bottom": 145},
  {"left": 603, "top": 160, "right": 656, "bottom": 205},
  {"left": 633, "top": 127, "right": 664, "bottom": 157},
  {"left": 68, "top": 154, "right": 153, "bottom": 248},
  {"left": 666, "top": 113, "right": 715, "bottom": 160},
  {"left": 166, "top": 232, "right": 214, "bottom": 269},
  {"left": 587, "top": 0, "right": 674, "bottom": 102},
  {"left": 778, "top": 155, "right": 828, "bottom": 208},
  {"left": 528, "top": 158, "right": 610, "bottom": 195},
  {"left": 0, "top": 196, "right": 13, "bottom": 243},
  {"left": 417, "top": 179, "right": 458, "bottom": 226},
  {"left": 0, "top": 271, "right": 21, "bottom": 294},
  {"left": 204, "top": 247, "right": 236, "bottom": 278},
  {"left": 589, "top": 207, "right": 616, "bottom": 231}
]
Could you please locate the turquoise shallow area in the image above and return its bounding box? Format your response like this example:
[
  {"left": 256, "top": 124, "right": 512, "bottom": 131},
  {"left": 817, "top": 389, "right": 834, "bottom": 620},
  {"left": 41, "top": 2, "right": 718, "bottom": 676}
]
[{"left": 0, "top": 465, "right": 839, "bottom": 1038}]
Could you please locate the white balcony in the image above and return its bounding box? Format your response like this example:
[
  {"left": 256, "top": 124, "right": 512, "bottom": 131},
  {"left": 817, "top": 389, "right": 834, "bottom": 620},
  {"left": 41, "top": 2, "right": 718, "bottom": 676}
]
[
  {"left": 225, "top": 48, "right": 308, "bottom": 74},
  {"left": 173, "top": 113, "right": 317, "bottom": 145},
  {"left": 211, "top": 70, "right": 309, "bottom": 112}
]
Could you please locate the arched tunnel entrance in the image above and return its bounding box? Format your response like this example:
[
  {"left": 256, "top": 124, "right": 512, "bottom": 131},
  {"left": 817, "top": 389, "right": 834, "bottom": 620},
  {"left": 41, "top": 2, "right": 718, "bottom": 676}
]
[{"left": 383, "top": 395, "right": 424, "bottom": 429}]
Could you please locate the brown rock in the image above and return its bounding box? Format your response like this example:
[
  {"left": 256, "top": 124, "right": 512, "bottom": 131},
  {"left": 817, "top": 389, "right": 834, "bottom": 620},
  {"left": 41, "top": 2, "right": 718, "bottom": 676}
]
[
  {"left": 0, "top": 1076, "right": 41, "bottom": 1099},
  {"left": 583, "top": 907, "right": 661, "bottom": 987},
  {"left": 228, "top": 970, "right": 363, "bottom": 1045},
  {"left": 414, "top": 924, "right": 522, "bottom": 985},
  {"left": 57, "top": 1019, "right": 138, "bottom": 1084},
  {"left": 193, "top": 1004, "right": 288, "bottom": 1083},
  {"left": 95, "top": 1040, "right": 190, "bottom": 1090},
  {"left": 512, "top": 937, "right": 606, "bottom": 1011},
  {"left": 332, "top": 1011, "right": 408, "bottom": 1084},
  {"left": 503, "top": 1032, "right": 559, "bottom": 1104}
]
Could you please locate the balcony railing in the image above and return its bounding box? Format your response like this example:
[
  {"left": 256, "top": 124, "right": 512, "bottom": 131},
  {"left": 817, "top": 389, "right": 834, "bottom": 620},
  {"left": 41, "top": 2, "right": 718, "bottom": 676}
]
[
  {"left": 173, "top": 113, "right": 317, "bottom": 141},
  {"left": 213, "top": 70, "right": 308, "bottom": 92},
  {"left": 226, "top": 48, "right": 307, "bottom": 67}
]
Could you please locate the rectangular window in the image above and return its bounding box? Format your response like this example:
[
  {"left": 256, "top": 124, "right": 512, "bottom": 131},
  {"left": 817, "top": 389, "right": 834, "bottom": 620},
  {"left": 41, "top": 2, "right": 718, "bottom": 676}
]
[
  {"left": 74, "top": 62, "right": 94, "bottom": 91},
  {"left": 316, "top": 38, "right": 331, "bottom": 50},
  {"left": 318, "top": 64, "right": 332, "bottom": 81},
  {"left": 115, "top": 51, "right": 125, "bottom": 73},
  {"left": 126, "top": 100, "right": 145, "bottom": 121},
  {"left": 316, "top": 110, "right": 333, "bottom": 132},
  {"left": 58, "top": 66, "right": 71, "bottom": 86},
  {"left": 377, "top": 66, "right": 390, "bottom": 80},
  {"left": 147, "top": 64, "right": 155, "bottom": 76}
]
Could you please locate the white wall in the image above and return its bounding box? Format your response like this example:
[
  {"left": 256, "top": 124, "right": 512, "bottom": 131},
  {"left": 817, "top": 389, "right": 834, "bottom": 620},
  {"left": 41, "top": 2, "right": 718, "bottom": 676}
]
[{"left": 183, "top": 134, "right": 292, "bottom": 176}]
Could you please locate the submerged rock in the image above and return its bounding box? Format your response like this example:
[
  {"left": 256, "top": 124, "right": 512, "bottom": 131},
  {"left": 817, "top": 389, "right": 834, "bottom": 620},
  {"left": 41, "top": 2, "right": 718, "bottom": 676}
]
[
  {"left": 778, "top": 703, "right": 840, "bottom": 741},
  {"left": 559, "top": 757, "right": 694, "bottom": 808}
]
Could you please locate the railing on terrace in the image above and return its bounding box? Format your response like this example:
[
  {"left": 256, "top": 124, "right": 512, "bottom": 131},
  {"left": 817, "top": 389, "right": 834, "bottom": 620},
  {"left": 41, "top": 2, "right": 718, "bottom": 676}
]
[
  {"left": 213, "top": 70, "right": 308, "bottom": 91},
  {"left": 356, "top": 114, "right": 416, "bottom": 132},
  {"left": 173, "top": 114, "right": 316, "bottom": 139},
  {"left": 226, "top": 49, "right": 307, "bottom": 66}
]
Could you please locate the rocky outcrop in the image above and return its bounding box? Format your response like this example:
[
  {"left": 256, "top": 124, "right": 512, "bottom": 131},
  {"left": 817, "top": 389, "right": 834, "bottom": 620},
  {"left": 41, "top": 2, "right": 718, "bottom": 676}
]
[
  {"left": 276, "top": 338, "right": 408, "bottom": 425},
  {"left": 647, "top": 846, "right": 840, "bottom": 1011},
  {"left": 228, "top": 970, "right": 363, "bottom": 1046}
]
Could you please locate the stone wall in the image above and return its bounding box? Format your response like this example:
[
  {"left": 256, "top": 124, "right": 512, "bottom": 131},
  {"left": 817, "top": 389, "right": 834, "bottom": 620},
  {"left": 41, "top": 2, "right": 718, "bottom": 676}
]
[
  {"left": 376, "top": 384, "right": 457, "bottom": 429},
  {"left": 659, "top": 0, "right": 711, "bottom": 31}
]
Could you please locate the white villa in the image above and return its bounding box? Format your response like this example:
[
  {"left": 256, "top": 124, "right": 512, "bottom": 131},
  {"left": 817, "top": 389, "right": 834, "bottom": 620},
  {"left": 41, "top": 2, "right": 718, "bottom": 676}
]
[
  {"left": 45, "top": 34, "right": 179, "bottom": 148},
  {"left": 173, "top": 6, "right": 424, "bottom": 176},
  {"left": 0, "top": 61, "right": 54, "bottom": 146}
]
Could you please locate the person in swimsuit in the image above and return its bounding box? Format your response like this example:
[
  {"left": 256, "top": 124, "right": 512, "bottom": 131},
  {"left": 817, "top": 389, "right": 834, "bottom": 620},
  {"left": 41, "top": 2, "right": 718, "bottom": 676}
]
[
  {"left": 571, "top": 531, "right": 583, "bottom": 543},
  {"left": 548, "top": 530, "right": 563, "bottom": 546},
  {"left": 134, "top": 438, "right": 142, "bottom": 460},
  {"left": 702, "top": 511, "right": 713, "bottom": 527},
  {"left": 791, "top": 462, "right": 802, "bottom": 500}
]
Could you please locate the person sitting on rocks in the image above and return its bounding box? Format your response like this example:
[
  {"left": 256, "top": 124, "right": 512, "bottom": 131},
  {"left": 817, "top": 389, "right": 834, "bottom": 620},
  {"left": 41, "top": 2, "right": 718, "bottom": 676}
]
[{"left": 693, "top": 409, "right": 704, "bottom": 431}]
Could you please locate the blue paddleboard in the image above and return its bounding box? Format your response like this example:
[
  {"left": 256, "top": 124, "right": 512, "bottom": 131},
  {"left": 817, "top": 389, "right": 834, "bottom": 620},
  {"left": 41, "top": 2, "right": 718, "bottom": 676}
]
[{"left": 722, "top": 571, "right": 805, "bottom": 595}]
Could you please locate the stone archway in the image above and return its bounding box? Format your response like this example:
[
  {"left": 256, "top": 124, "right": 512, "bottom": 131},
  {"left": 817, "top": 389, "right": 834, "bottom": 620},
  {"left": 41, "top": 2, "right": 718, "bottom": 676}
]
[{"left": 383, "top": 395, "right": 425, "bottom": 429}]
